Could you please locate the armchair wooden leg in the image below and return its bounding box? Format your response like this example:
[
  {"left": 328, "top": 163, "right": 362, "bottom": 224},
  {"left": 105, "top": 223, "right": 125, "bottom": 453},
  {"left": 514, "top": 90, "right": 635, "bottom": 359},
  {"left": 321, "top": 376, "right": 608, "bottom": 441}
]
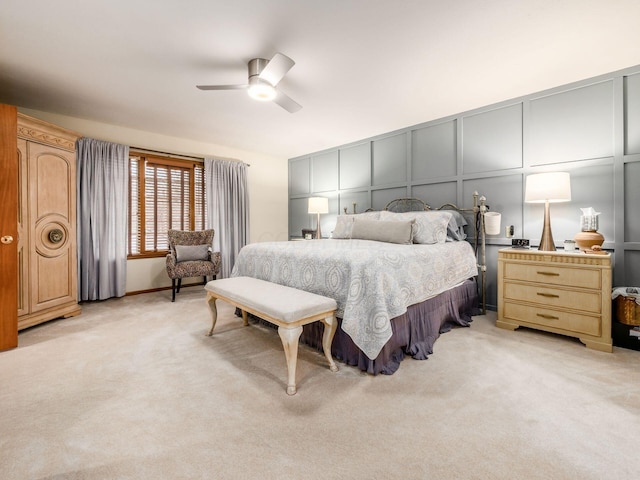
[
  {"left": 171, "top": 279, "right": 176, "bottom": 302},
  {"left": 177, "top": 278, "right": 182, "bottom": 293}
]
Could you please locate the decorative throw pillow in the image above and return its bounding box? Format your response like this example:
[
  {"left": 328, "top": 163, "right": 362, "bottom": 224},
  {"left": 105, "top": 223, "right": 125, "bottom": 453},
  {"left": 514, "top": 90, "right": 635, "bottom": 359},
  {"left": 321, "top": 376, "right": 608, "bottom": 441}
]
[
  {"left": 175, "top": 244, "right": 210, "bottom": 262},
  {"left": 350, "top": 218, "right": 414, "bottom": 244},
  {"left": 332, "top": 215, "right": 355, "bottom": 239},
  {"left": 379, "top": 210, "right": 451, "bottom": 244}
]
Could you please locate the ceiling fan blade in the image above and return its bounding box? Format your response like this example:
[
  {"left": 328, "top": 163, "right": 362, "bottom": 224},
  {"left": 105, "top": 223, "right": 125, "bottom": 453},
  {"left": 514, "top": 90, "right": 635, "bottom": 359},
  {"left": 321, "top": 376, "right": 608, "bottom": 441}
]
[
  {"left": 259, "top": 53, "right": 295, "bottom": 86},
  {"left": 273, "top": 90, "right": 302, "bottom": 113},
  {"left": 196, "top": 84, "right": 248, "bottom": 91}
]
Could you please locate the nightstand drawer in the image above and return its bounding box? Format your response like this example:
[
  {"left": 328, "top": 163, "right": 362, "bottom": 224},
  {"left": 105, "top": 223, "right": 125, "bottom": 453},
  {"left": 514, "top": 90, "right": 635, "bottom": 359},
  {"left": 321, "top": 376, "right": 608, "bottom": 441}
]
[
  {"left": 504, "top": 263, "right": 600, "bottom": 289},
  {"left": 503, "top": 302, "right": 601, "bottom": 337},
  {"left": 503, "top": 282, "right": 601, "bottom": 314}
]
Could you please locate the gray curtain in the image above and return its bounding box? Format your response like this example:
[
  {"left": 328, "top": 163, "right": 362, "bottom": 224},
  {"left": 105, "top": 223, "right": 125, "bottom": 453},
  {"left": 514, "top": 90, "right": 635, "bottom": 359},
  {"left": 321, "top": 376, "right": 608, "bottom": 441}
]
[
  {"left": 76, "top": 138, "right": 129, "bottom": 300},
  {"left": 204, "top": 158, "right": 249, "bottom": 279}
]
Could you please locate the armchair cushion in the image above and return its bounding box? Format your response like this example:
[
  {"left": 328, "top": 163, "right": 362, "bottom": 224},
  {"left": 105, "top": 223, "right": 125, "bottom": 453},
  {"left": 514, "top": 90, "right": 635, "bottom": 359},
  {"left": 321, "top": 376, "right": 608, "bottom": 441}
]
[{"left": 175, "top": 244, "right": 210, "bottom": 262}]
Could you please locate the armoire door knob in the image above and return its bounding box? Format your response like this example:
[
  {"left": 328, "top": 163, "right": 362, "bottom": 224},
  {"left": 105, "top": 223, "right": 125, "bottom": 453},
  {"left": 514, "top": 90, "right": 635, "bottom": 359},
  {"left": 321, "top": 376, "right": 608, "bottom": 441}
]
[{"left": 1, "top": 235, "right": 14, "bottom": 244}]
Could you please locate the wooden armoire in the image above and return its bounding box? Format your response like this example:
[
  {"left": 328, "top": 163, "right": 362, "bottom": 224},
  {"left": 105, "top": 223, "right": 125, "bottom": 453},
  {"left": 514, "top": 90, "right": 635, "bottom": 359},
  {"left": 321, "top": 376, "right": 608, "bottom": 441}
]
[{"left": 17, "top": 113, "right": 81, "bottom": 330}]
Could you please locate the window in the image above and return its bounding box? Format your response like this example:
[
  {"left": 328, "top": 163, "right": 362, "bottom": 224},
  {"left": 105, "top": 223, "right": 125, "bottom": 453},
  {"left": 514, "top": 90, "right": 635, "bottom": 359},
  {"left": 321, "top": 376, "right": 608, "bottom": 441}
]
[{"left": 128, "top": 153, "right": 205, "bottom": 257}]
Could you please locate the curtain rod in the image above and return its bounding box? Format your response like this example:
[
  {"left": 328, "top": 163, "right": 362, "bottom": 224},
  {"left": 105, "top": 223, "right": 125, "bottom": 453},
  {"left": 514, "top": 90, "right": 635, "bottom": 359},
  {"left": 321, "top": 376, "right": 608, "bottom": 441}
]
[{"left": 129, "top": 146, "right": 250, "bottom": 166}]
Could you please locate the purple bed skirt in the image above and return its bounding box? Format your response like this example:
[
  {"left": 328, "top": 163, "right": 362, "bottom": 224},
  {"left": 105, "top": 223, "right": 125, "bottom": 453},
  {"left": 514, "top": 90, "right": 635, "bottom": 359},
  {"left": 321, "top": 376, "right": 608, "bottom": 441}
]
[{"left": 245, "top": 278, "right": 479, "bottom": 375}]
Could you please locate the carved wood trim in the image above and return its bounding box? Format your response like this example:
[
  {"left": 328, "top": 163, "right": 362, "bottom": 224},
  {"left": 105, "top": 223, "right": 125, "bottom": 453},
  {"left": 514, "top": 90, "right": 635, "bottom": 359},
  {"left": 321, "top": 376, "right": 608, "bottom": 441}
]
[{"left": 17, "top": 113, "right": 79, "bottom": 152}]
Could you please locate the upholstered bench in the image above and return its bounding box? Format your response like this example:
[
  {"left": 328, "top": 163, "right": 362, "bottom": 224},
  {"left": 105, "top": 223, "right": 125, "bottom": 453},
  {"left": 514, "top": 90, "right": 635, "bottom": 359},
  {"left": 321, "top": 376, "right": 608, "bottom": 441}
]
[{"left": 204, "top": 276, "right": 339, "bottom": 395}]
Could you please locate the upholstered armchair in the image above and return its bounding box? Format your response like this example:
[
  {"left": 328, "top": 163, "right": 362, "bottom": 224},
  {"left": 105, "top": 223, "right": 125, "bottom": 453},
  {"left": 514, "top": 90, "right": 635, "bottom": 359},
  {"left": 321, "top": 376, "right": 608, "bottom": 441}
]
[{"left": 166, "top": 229, "right": 221, "bottom": 302}]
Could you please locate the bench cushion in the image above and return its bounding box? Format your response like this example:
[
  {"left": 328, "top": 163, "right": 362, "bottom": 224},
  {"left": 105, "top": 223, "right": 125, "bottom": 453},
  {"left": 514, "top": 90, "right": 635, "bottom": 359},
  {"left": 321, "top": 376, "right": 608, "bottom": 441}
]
[{"left": 205, "top": 277, "right": 337, "bottom": 323}]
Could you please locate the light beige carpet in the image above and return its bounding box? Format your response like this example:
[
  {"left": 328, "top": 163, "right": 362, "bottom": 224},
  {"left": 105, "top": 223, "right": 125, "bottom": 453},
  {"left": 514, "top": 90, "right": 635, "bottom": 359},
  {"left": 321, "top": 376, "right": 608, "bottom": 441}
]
[{"left": 1, "top": 286, "right": 640, "bottom": 480}]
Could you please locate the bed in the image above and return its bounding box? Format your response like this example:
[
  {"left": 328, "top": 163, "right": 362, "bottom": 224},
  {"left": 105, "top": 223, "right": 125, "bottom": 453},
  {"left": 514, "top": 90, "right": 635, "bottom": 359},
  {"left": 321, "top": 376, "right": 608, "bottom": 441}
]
[{"left": 230, "top": 194, "right": 488, "bottom": 374}]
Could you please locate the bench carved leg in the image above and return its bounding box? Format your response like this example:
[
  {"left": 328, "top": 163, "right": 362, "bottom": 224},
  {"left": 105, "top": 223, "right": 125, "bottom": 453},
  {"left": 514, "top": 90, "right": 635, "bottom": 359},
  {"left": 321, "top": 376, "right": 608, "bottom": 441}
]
[
  {"left": 277, "top": 326, "right": 303, "bottom": 395},
  {"left": 240, "top": 309, "right": 249, "bottom": 326},
  {"left": 206, "top": 293, "right": 218, "bottom": 336},
  {"left": 321, "top": 315, "right": 339, "bottom": 372}
]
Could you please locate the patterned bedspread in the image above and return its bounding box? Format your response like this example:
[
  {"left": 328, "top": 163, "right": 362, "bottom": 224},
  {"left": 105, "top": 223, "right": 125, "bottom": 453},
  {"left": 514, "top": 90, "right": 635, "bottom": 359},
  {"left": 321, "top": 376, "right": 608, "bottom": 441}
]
[{"left": 230, "top": 239, "right": 478, "bottom": 359}]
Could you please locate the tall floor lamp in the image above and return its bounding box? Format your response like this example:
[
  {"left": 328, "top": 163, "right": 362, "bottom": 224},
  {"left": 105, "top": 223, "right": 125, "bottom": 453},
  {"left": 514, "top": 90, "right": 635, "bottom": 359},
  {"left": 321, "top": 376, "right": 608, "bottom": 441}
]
[
  {"left": 525, "top": 172, "right": 571, "bottom": 251},
  {"left": 308, "top": 197, "right": 329, "bottom": 239}
]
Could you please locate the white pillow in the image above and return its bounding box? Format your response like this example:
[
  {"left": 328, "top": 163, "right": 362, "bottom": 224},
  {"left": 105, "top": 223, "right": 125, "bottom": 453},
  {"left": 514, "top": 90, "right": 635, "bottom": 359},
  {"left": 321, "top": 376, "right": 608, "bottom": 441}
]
[{"left": 379, "top": 210, "right": 452, "bottom": 244}]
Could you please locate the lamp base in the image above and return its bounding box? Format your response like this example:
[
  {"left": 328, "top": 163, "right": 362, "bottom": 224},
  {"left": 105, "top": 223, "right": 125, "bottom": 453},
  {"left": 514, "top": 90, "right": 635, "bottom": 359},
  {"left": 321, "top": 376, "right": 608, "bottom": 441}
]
[
  {"left": 574, "top": 231, "right": 604, "bottom": 251},
  {"left": 537, "top": 201, "right": 556, "bottom": 251},
  {"left": 315, "top": 212, "right": 322, "bottom": 239}
]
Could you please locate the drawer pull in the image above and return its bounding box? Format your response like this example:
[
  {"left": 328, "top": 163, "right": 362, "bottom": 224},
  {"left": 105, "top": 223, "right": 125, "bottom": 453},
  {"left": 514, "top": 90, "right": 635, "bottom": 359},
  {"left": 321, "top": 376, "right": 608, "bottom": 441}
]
[
  {"left": 537, "top": 292, "right": 560, "bottom": 298},
  {"left": 537, "top": 271, "right": 560, "bottom": 276},
  {"left": 536, "top": 313, "right": 559, "bottom": 320}
]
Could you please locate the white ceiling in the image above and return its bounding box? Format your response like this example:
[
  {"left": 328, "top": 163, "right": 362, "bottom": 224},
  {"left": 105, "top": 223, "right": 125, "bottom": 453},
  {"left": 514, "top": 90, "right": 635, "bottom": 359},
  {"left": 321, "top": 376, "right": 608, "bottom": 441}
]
[{"left": 2, "top": 0, "right": 640, "bottom": 160}]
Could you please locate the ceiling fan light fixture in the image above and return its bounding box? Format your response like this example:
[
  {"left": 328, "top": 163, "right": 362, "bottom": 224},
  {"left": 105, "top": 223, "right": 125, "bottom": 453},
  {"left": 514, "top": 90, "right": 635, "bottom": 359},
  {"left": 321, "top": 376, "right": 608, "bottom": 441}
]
[
  {"left": 197, "top": 53, "right": 301, "bottom": 112},
  {"left": 248, "top": 82, "right": 276, "bottom": 101}
]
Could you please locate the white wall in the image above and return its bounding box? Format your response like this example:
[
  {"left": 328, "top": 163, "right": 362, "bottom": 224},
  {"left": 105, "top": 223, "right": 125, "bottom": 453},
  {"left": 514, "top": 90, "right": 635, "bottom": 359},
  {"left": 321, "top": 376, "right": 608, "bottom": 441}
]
[{"left": 20, "top": 108, "right": 289, "bottom": 294}]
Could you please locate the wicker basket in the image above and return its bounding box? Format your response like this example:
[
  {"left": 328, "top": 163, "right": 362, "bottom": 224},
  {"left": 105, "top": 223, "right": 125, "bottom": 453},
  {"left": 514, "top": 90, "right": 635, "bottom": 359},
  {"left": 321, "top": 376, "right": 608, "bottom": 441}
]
[{"left": 615, "top": 295, "right": 640, "bottom": 326}]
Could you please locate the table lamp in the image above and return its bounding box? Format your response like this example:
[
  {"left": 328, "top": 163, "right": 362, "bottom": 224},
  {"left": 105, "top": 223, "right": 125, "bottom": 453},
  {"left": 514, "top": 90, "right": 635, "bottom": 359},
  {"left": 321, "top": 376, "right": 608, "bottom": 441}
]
[
  {"left": 524, "top": 172, "right": 571, "bottom": 251},
  {"left": 308, "top": 197, "right": 329, "bottom": 239}
]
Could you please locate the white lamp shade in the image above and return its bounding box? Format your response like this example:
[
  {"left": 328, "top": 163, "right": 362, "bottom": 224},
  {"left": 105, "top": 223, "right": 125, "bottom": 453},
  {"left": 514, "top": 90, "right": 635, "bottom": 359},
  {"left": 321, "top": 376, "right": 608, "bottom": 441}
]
[
  {"left": 308, "top": 197, "right": 329, "bottom": 214},
  {"left": 525, "top": 172, "right": 571, "bottom": 203}
]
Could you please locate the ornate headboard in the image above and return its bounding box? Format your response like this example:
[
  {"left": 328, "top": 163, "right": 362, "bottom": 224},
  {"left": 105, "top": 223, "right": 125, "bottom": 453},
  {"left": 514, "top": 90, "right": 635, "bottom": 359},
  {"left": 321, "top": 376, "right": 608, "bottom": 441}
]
[{"left": 384, "top": 198, "right": 430, "bottom": 213}]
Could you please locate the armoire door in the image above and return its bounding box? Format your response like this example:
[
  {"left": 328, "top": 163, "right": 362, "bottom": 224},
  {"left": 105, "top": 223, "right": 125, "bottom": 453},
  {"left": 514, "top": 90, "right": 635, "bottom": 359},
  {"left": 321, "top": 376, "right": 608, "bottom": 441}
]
[
  {"left": 27, "top": 141, "right": 77, "bottom": 313},
  {"left": 0, "top": 104, "right": 18, "bottom": 351}
]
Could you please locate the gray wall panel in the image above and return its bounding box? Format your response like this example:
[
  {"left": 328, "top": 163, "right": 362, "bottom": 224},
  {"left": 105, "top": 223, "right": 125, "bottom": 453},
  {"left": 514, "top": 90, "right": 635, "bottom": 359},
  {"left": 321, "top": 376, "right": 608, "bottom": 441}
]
[
  {"left": 339, "top": 191, "right": 370, "bottom": 215},
  {"left": 372, "top": 133, "right": 407, "bottom": 186},
  {"left": 463, "top": 175, "right": 523, "bottom": 239},
  {"left": 289, "top": 157, "right": 310, "bottom": 195},
  {"left": 462, "top": 104, "right": 523, "bottom": 174},
  {"left": 339, "top": 143, "right": 370, "bottom": 190},
  {"left": 372, "top": 187, "right": 408, "bottom": 210},
  {"left": 312, "top": 151, "right": 338, "bottom": 192},
  {"left": 412, "top": 182, "right": 457, "bottom": 208},
  {"left": 624, "top": 161, "right": 640, "bottom": 242},
  {"left": 289, "top": 197, "right": 311, "bottom": 237},
  {"left": 319, "top": 193, "right": 339, "bottom": 239},
  {"left": 484, "top": 246, "right": 500, "bottom": 310},
  {"left": 566, "top": 164, "right": 614, "bottom": 242},
  {"left": 624, "top": 251, "right": 640, "bottom": 286},
  {"left": 625, "top": 73, "right": 640, "bottom": 155},
  {"left": 529, "top": 81, "right": 614, "bottom": 164},
  {"left": 412, "top": 121, "right": 456, "bottom": 180}
]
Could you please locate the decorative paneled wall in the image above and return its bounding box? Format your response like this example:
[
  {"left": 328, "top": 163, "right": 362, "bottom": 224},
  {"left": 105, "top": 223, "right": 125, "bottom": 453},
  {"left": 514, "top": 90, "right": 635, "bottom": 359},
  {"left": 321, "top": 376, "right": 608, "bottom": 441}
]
[{"left": 289, "top": 64, "right": 640, "bottom": 309}]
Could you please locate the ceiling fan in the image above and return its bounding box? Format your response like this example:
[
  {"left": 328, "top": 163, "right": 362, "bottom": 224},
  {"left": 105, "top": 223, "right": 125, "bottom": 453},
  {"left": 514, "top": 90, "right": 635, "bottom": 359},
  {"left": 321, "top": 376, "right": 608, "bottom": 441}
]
[{"left": 197, "top": 52, "right": 302, "bottom": 113}]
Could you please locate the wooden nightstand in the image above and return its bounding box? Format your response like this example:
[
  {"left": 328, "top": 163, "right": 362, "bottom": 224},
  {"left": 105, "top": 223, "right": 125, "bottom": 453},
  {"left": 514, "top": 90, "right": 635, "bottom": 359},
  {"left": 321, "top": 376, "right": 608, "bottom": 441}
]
[{"left": 497, "top": 248, "right": 612, "bottom": 352}]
